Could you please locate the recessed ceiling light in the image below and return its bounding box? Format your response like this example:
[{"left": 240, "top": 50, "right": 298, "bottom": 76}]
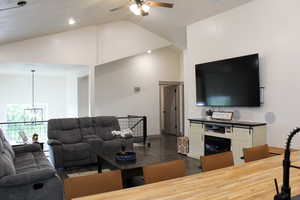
[
  {"left": 68, "top": 17, "right": 76, "bottom": 25},
  {"left": 147, "top": 50, "right": 152, "bottom": 54}
]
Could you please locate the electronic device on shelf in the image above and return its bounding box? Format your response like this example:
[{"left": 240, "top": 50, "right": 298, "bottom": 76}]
[
  {"left": 205, "top": 124, "right": 232, "bottom": 134},
  {"left": 274, "top": 128, "right": 300, "bottom": 200},
  {"left": 212, "top": 111, "right": 233, "bottom": 121}
]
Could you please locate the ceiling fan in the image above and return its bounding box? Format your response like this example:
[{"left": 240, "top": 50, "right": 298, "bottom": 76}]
[
  {"left": 0, "top": 1, "right": 27, "bottom": 12},
  {"left": 110, "top": 0, "right": 174, "bottom": 16}
]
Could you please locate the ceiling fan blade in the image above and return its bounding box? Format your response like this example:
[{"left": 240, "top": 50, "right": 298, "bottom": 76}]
[
  {"left": 146, "top": 1, "right": 174, "bottom": 8},
  {"left": 0, "top": 6, "right": 18, "bottom": 11},
  {"left": 0, "top": 1, "right": 26, "bottom": 12},
  {"left": 110, "top": 2, "right": 130, "bottom": 12}
]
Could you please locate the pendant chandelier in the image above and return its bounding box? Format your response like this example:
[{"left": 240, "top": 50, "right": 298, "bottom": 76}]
[{"left": 24, "top": 69, "right": 43, "bottom": 123}]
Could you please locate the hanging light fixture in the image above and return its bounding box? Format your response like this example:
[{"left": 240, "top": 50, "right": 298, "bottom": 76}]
[
  {"left": 24, "top": 69, "right": 44, "bottom": 123},
  {"left": 129, "top": 1, "right": 151, "bottom": 16},
  {"left": 141, "top": 4, "right": 151, "bottom": 13},
  {"left": 129, "top": 3, "right": 141, "bottom": 15}
]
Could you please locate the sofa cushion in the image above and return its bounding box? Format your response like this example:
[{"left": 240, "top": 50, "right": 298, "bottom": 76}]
[
  {"left": 81, "top": 127, "right": 96, "bottom": 137},
  {"left": 62, "top": 143, "right": 91, "bottom": 162},
  {"left": 14, "top": 151, "right": 52, "bottom": 174},
  {"left": 61, "top": 118, "right": 79, "bottom": 130},
  {"left": 48, "top": 119, "right": 62, "bottom": 131},
  {"left": 0, "top": 151, "right": 16, "bottom": 178},
  {"left": 79, "top": 117, "right": 96, "bottom": 137},
  {"left": 14, "top": 152, "right": 36, "bottom": 174},
  {"left": 79, "top": 117, "right": 94, "bottom": 128},
  {"left": 83, "top": 135, "right": 100, "bottom": 140},
  {"left": 54, "top": 129, "right": 82, "bottom": 144},
  {"left": 48, "top": 118, "right": 79, "bottom": 134},
  {"left": 94, "top": 116, "right": 120, "bottom": 130},
  {"left": 96, "top": 127, "right": 115, "bottom": 141},
  {"left": 94, "top": 116, "right": 120, "bottom": 141}
]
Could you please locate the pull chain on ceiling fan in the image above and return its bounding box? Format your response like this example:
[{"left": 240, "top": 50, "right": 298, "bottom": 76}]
[{"left": 110, "top": 0, "right": 174, "bottom": 16}]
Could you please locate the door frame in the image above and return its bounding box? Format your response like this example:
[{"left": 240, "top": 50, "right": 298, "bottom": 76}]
[{"left": 159, "top": 81, "right": 184, "bottom": 136}]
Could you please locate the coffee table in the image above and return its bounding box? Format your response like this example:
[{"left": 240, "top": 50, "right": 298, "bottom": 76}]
[
  {"left": 97, "top": 151, "right": 162, "bottom": 171},
  {"left": 95, "top": 149, "right": 181, "bottom": 187}
]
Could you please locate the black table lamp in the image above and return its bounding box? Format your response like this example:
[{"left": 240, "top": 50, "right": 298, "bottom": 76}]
[{"left": 274, "top": 128, "right": 300, "bottom": 200}]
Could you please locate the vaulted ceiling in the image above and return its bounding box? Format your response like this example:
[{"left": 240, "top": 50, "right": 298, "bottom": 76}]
[{"left": 0, "top": 0, "right": 253, "bottom": 49}]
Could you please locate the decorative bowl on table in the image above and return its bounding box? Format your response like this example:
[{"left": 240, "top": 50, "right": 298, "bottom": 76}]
[{"left": 115, "top": 152, "right": 136, "bottom": 163}]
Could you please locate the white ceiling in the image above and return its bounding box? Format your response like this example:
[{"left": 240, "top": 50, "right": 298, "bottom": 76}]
[{"left": 0, "top": 0, "right": 253, "bottom": 48}]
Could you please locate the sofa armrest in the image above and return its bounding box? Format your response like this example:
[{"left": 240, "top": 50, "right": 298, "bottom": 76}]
[
  {"left": 48, "top": 144, "right": 64, "bottom": 169},
  {"left": 0, "top": 168, "right": 56, "bottom": 187},
  {"left": 47, "top": 139, "right": 63, "bottom": 146},
  {"left": 13, "top": 143, "right": 41, "bottom": 154}
]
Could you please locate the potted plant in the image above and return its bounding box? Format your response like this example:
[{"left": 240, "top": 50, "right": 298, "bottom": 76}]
[{"left": 206, "top": 109, "right": 213, "bottom": 120}]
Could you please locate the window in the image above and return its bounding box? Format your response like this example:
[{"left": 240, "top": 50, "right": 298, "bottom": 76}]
[{"left": 1, "top": 104, "right": 48, "bottom": 144}]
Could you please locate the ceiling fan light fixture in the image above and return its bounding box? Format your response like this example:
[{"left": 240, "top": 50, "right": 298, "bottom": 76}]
[
  {"left": 129, "top": 4, "right": 141, "bottom": 15},
  {"left": 142, "top": 4, "right": 151, "bottom": 13}
]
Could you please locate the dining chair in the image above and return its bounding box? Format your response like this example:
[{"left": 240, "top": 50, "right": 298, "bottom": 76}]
[
  {"left": 200, "top": 151, "right": 234, "bottom": 172},
  {"left": 143, "top": 160, "right": 186, "bottom": 184},
  {"left": 243, "top": 144, "right": 271, "bottom": 163},
  {"left": 64, "top": 170, "right": 123, "bottom": 200}
]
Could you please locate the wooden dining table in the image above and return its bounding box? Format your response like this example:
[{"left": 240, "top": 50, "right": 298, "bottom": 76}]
[{"left": 74, "top": 151, "right": 300, "bottom": 200}]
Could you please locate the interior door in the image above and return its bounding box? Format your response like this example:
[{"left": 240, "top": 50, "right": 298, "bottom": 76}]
[{"left": 163, "top": 85, "right": 177, "bottom": 135}]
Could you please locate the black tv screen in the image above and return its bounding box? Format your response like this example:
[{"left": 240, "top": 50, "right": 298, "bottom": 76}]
[{"left": 195, "top": 54, "right": 260, "bottom": 107}]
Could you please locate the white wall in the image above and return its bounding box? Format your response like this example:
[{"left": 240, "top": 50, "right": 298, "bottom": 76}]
[
  {"left": 98, "top": 21, "right": 171, "bottom": 64},
  {"left": 185, "top": 0, "right": 300, "bottom": 148},
  {"left": 94, "top": 47, "right": 182, "bottom": 135},
  {"left": 65, "top": 75, "right": 79, "bottom": 117},
  {"left": 0, "top": 21, "right": 171, "bottom": 117},
  {"left": 0, "top": 26, "right": 98, "bottom": 66},
  {"left": 0, "top": 21, "right": 170, "bottom": 66},
  {"left": 0, "top": 73, "right": 77, "bottom": 122},
  {"left": 78, "top": 76, "right": 89, "bottom": 117}
]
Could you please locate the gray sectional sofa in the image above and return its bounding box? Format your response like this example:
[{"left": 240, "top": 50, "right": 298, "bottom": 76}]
[
  {"left": 48, "top": 116, "right": 134, "bottom": 169},
  {"left": 0, "top": 129, "right": 64, "bottom": 200}
]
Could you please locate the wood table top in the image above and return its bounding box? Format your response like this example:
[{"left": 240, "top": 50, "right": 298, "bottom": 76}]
[{"left": 74, "top": 151, "right": 300, "bottom": 200}]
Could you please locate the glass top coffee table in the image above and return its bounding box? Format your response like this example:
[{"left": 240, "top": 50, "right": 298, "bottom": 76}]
[
  {"left": 95, "top": 148, "right": 183, "bottom": 187},
  {"left": 96, "top": 150, "right": 172, "bottom": 172}
]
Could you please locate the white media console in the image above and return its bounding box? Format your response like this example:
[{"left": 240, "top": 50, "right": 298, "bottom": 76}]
[{"left": 188, "top": 118, "right": 267, "bottom": 164}]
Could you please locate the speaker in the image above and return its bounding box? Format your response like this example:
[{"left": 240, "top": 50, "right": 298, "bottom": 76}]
[
  {"left": 265, "top": 112, "right": 276, "bottom": 124},
  {"left": 232, "top": 110, "right": 241, "bottom": 121}
]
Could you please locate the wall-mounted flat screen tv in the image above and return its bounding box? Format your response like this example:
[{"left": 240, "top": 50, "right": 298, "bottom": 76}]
[{"left": 195, "top": 54, "right": 260, "bottom": 107}]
